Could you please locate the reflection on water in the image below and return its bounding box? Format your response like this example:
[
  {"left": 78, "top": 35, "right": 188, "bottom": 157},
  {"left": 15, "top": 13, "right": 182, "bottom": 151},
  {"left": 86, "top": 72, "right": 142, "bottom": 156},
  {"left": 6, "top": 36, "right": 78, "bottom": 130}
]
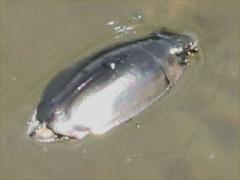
[
  {"left": 107, "top": 13, "right": 143, "bottom": 39},
  {"left": 1, "top": 1, "right": 239, "bottom": 179}
]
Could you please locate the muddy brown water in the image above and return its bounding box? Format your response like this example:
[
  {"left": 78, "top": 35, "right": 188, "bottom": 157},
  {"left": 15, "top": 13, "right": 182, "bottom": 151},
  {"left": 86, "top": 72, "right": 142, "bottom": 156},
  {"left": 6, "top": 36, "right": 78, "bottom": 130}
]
[{"left": 1, "top": 1, "right": 239, "bottom": 179}]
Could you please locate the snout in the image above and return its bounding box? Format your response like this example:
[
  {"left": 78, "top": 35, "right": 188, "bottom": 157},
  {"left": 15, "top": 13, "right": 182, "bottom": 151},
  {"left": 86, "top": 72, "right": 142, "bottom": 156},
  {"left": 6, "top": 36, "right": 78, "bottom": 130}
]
[
  {"left": 27, "top": 111, "right": 59, "bottom": 143},
  {"left": 30, "top": 126, "right": 59, "bottom": 143}
]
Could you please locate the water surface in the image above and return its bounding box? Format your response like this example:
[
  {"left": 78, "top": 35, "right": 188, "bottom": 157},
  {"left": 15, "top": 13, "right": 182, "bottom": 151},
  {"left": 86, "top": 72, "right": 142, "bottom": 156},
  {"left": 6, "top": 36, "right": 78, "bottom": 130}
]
[{"left": 1, "top": 1, "right": 239, "bottom": 179}]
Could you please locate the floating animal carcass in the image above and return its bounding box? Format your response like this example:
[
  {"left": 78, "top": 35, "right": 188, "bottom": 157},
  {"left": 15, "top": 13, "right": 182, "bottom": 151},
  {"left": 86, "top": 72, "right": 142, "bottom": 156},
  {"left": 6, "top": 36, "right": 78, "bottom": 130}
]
[{"left": 27, "top": 30, "right": 198, "bottom": 142}]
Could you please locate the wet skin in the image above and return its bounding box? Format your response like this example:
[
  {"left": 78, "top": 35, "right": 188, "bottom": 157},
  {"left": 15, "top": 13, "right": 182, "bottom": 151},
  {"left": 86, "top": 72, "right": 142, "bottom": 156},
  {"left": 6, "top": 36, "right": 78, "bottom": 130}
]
[{"left": 28, "top": 30, "right": 198, "bottom": 142}]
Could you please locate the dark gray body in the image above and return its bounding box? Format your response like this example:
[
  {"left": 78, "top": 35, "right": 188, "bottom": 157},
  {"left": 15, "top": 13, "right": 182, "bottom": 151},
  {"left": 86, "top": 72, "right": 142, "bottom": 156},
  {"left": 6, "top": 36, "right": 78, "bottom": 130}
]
[{"left": 29, "top": 31, "right": 198, "bottom": 142}]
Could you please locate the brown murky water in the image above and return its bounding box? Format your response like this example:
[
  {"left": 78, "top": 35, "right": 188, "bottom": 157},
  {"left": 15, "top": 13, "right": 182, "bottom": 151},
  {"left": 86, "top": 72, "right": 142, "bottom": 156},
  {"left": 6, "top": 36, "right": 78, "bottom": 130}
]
[{"left": 1, "top": 1, "right": 239, "bottom": 179}]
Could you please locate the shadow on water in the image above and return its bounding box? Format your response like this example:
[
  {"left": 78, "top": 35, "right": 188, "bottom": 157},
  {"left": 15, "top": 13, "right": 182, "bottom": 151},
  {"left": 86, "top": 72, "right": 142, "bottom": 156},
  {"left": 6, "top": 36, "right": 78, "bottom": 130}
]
[{"left": 1, "top": 1, "right": 239, "bottom": 179}]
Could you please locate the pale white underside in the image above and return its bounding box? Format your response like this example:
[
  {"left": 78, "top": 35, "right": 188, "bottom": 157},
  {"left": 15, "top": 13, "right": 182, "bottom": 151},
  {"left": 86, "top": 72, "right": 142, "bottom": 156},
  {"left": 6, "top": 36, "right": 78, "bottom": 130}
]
[
  {"left": 51, "top": 73, "right": 137, "bottom": 137},
  {"left": 50, "top": 76, "right": 169, "bottom": 139}
]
